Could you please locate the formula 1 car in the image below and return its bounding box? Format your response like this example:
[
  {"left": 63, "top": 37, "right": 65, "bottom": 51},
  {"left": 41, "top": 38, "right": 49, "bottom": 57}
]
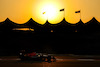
[{"left": 19, "top": 50, "right": 56, "bottom": 62}]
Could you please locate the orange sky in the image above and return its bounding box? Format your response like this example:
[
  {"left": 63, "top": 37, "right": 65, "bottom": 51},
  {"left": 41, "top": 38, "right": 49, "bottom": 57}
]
[{"left": 0, "top": 0, "right": 100, "bottom": 24}]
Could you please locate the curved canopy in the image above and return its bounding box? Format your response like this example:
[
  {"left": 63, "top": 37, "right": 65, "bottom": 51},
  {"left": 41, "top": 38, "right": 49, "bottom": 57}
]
[
  {"left": 85, "top": 17, "right": 100, "bottom": 25},
  {"left": 24, "top": 18, "right": 42, "bottom": 28},
  {"left": 0, "top": 18, "right": 18, "bottom": 30},
  {"left": 85, "top": 17, "right": 100, "bottom": 33}
]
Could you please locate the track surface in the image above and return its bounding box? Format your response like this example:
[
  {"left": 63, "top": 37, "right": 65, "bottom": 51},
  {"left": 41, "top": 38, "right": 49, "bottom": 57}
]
[{"left": 0, "top": 55, "right": 100, "bottom": 67}]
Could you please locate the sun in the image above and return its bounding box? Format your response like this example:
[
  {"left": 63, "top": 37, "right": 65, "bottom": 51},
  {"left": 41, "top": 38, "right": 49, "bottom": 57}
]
[
  {"left": 32, "top": 1, "right": 64, "bottom": 24},
  {"left": 42, "top": 5, "right": 58, "bottom": 21}
]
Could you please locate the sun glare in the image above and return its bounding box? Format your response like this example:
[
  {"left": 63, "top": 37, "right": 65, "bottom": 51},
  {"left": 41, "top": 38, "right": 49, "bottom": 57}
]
[
  {"left": 32, "top": 1, "right": 64, "bottom": 24},
  {"left": 42, "top": 5, "right": 58, "bottom": 21}
]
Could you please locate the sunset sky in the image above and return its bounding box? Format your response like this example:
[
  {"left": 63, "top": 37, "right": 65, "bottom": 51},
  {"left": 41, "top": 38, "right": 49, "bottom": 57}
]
[{"left": 0, "top": 0, "right": 100, "bottom": 24}]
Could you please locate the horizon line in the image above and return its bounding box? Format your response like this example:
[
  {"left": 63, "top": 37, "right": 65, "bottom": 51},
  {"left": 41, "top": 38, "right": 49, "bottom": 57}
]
[{"left": 0, "top": 17, "right": 99, "bottom": 25}]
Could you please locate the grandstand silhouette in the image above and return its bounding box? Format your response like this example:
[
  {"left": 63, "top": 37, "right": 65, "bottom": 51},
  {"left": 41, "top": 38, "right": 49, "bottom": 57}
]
[
  {"left": 0, "top": 17, "right": 100, "bottom": 55},
  {"left": 0, "top": 17, "right": 100, "bottom": 34}
]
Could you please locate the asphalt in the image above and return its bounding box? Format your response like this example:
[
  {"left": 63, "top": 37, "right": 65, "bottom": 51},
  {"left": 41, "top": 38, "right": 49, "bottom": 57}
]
[{"left": 0, "top": 55, "right": 100, "bottom": 67}]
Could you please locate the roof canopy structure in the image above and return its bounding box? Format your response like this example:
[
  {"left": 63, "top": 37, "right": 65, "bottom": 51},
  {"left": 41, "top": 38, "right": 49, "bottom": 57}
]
[
  {"left": 85, "top": 17, "right": 100, "bottom": 33},
  {"left": 0, "top": 18, "right": 18, "bottom": 31},
  {"left": 0, "top": 17, "right": 100, "bottom": 33},
  {"left": 75, "top": 19, "right": 86, "bottom": 33}
]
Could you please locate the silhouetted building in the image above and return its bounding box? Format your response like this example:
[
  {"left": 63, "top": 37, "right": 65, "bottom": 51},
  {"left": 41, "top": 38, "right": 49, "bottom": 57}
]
[
  {"left": 42, "top": 20, "right": 51, "bottom": 33},
  {"left": 0, "top": 18, "right": 18, "bottom": 32},
  {"left": 0, "top": 17, "right": 100, "bottom": 34},
  {"left": 55, "top": 18, "right": 75, "bottom": 33},
  {"left": 85, "top": 17, "right": 100, "bottom": 33},
  {"left": 43, "top": 20, "right": 57, "bottom": 33},
  {"left": 24, "top": 18, "right": 43, "bottom": 33},
  {"left": 76, "top": 19, "right": 86, "bottom": 33}
]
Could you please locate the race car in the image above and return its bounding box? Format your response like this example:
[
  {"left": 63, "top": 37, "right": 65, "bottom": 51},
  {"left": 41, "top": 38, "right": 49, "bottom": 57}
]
[{"left": 19, "top": 50, "right": 56, "bottom": 62}]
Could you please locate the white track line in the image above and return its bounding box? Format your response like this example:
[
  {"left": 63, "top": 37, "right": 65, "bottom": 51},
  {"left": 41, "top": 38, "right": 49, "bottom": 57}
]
[
  {"left": 56, "top": 58, "right": 100, "bottom": 61},
  {"left": 0, "top": 58, "right": 20, "bottom": 61},
  {"left": 0, "top": 58, "right": 100, "bottom": 61},
  {"left": 77, "top": 59, "right": 95, "bottom": 61}
]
